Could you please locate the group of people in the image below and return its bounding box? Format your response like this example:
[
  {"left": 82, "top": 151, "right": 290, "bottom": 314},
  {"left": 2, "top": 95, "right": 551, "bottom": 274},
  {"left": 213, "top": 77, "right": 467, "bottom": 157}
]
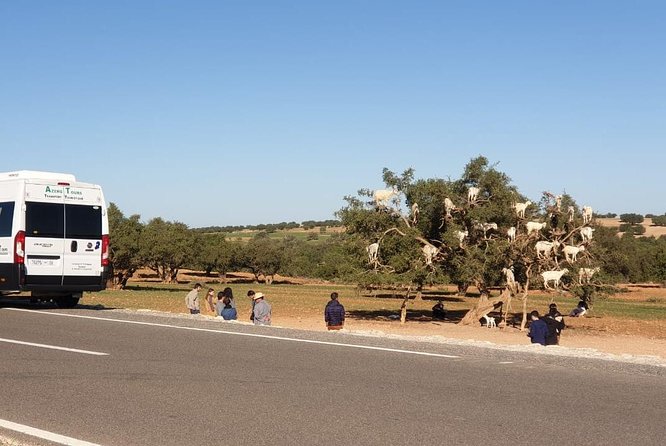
[
  {"left": 528, "top": 303, "right": 566, "bottom": 346},
  {"left": 185, "top": 283, "right": 346, "bottom": 329},
  {"left": 184, "top": 284, "right": 272, "bottom": 325}
]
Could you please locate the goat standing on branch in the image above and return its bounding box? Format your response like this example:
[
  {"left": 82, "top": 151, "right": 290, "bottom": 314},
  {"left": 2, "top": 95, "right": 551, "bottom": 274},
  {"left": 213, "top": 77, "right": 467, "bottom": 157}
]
[
  {"left": 512, "top": 200, "right": 531, "bottom": 218},
  {"left": 541, "top": 269, "right": 569, "bottom": 289},
  {"left": 467, "top": 186, "right": 480, "bottom": 203},
  {"left": 582, "top": 206, "right": 593, "bottom": 224},
  {"left": 373, "top": 188, "right": 399, "bottom": 208}
]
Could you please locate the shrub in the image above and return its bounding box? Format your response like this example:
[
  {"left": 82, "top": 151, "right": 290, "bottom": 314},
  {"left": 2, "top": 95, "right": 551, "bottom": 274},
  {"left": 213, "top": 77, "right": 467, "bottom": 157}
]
[{"left": 619, "top": 224, "right": 646, "bottom": 235}]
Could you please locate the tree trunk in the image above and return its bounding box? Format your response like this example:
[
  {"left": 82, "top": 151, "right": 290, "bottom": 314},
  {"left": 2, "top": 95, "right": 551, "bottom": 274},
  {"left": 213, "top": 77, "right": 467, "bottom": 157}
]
[
  {"left": 458, "top": 289, "right": 509, "bottom": 325},
  {"left": 400, "top": 287, "right": 412, "bottom": 324},
  {"left": 265, "top": 275, "right": 274, "bottom": 285}
]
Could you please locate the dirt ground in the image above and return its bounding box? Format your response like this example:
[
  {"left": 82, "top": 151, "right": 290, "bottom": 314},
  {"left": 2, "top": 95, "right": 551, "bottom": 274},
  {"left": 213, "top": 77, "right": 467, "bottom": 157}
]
[{"left": 268, "top": 315, "right": 666, "bottom": 361}]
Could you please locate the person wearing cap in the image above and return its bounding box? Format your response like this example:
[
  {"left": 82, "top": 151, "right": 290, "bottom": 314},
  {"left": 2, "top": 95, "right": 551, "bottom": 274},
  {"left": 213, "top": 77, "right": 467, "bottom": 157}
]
[
  {"left": 185, "top": 283, "right": 202, "bottom": 315},
  {"left": 324, "top": 292, "right": 345, "bottom": 330},
  {"left": 252, "top": 292, "right": 272, "bottom": 326}
]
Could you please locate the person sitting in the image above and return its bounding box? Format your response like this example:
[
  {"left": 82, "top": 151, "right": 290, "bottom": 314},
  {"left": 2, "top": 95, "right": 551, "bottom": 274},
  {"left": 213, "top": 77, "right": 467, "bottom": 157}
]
[
  {"left": 544, "top": 303, "right": 565, "bottom": 345},
  {"left": 569, "top": 300, "right": 588, "bottom": 317},
  {"left": 324, "top": 292, "right": 345, "bottom": 330},
  {"left": 220, "top": 297, "right": 237, "bottom": 321},
  {"left": 527, "top": 310, "right": 548, "bottom": 346},
  {"left": 432, "top": 300, "right": 446, "bottom": 320}
]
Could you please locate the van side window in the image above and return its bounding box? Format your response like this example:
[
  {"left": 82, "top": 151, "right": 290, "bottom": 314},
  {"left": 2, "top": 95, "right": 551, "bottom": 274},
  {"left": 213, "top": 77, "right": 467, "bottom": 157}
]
[
  {"left": 0, "top": 201, "right": 15, "bottom": 237},
  {"left": 65, "top": 204, "right": 102, "bottom": 239},
  {"left": 26, "top": 202, "right": 65, "bottom": 238}
]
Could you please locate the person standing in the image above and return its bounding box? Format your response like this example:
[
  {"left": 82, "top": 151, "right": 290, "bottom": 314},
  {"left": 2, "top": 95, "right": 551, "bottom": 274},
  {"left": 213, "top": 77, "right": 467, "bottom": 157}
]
[
  {"left": 527, "top": 310, "right": 548, "bottom": 346},
  {"left": 324, "top": 292, "right": 345, "bottom": 330},
  {"left": 205, "top": 288, "right": 216, "bottom": 313},
  {"left": 252, "top": 292, "right": 272, "bottom": 326},
  {"left": 185, "top": 283, "right": 202, "bottom": 315}
]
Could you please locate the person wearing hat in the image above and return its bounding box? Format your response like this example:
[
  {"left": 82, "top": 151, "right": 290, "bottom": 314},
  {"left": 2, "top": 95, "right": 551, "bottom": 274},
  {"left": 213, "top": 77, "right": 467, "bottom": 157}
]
[
  {"left": 252, "top": 292, "right": 272, "bottom": 326},
  {"left": 324, "top": 292, "right": 345, "bottom": 330}
]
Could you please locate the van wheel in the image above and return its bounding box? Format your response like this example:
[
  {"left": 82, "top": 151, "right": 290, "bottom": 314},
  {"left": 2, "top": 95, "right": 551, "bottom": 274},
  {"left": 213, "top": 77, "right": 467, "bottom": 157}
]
[{"left": 56, "top": 295, "right": 80, "bottom": 308}]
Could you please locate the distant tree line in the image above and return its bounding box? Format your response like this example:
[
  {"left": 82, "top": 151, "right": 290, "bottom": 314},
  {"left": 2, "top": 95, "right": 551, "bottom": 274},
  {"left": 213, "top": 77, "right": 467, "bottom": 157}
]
[{"left": 192, "top": 219, "right": 342, "bottom": 234}]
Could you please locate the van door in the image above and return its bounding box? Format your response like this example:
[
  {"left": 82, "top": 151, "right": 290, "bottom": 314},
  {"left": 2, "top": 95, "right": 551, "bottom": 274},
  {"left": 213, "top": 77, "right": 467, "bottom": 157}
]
[
  {"left": 24, "top": 201, "right": 66, "bottom": 285},
  {"left": 63, "top": 202, "right": 103, "bottom": 286}
]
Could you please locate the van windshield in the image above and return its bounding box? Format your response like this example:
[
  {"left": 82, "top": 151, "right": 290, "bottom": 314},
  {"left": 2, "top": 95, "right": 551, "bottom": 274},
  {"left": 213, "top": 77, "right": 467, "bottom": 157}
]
[{"left": 0, "top": 201, "right": 15, "bottom": 237}]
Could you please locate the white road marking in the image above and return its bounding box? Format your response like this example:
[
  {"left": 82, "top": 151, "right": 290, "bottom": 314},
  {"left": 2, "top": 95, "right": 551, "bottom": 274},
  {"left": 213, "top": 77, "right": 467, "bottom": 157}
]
[
  {"left": 0, "top": 337, "right": 108, "bottom": 356},
  {"left": 0, "top": 418, "right": 101, "bottom": 446},
  {"left": 4, "top": 308, "right": 459, "bottom": 359},
  {"left": 498, "top": 361, "right": 514, "bottom": 364}
]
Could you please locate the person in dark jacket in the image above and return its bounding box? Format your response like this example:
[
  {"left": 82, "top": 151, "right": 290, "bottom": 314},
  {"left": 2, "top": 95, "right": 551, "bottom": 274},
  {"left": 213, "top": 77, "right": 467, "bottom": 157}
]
[
  {"left": 528, "top": 310, "right": 548, "bottom": 346},
  {"left": 324, "top": 292, "right": 345, "bottom": 330},
  {"left": 544, "top": 303, "right": 565, "bottom": 345},
  {"left": 432, "top": 300, "right": 446, "bottom": 320}
]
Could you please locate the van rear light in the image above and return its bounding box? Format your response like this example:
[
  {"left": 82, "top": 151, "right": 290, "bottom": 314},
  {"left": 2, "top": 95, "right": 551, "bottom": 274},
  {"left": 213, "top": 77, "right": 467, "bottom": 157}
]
[
  {"left": 15, "top": 231, "right": 25, "bottom": 264},
  {"left": 101, "top": 234, "right": 110, "bottom": 266}
]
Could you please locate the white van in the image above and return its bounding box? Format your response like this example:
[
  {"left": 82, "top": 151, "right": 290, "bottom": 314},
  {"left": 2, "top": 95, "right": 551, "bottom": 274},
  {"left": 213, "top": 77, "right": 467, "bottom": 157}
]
[{"left": 0, "top": 171, "right": 109, "bottom": 307}]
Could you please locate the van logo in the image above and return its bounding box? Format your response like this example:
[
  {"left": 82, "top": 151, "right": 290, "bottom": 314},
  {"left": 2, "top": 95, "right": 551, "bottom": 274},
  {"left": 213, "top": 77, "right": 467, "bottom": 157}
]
[
  {"left": 87, "top": 242, "right": 93, "bottom": 249},
  {"left": 94, "top": 241, "right": 100, "bottom": 250}
]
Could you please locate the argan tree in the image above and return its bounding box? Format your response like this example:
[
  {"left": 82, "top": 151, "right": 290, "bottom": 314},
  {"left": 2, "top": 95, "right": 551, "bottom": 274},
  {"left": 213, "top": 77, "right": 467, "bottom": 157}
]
[{"left": 340, "top": 156, "right": 599, "bottom": 328}]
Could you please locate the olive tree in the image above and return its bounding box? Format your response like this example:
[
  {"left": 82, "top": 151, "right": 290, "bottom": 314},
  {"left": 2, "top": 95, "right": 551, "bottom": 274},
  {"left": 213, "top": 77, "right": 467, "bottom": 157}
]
[{"left": 107, "top": 203, "right": 143, "bottom": 289}]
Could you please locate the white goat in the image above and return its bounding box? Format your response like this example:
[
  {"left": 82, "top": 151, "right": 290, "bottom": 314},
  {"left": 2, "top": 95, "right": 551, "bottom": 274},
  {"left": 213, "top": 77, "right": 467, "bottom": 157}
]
[
  {"left": 481, "top": 314, "right": 496, "bottom": 328},
  {"left": 422, "top": 244, "right": 440, "bottom": 266},
  {"left": 468, "top": 186, "right": 480, "bottom": 203},
  {"left": 563, "top": 245, "right": 585, "bottom": 263},
  {"left": 580, "top": 226, "right": 595, "bottom": 243},
  {"left": 582, "top": 206, "right": 593, "bottom": 224},
  {"left": 541, "top": 269, "right": 569, "bottom": 289},
  {"left": 366, "top": 242, "right": 380, "bottom": 265},
  {"left": 474, "top": 222, "right": 498, "bottom": 238},
  {"left": 567, "top": 206, "right": 575, "bottom": 223},
  {"left": 578, "top": 267, "right": 601, "bottom": 284},
  {"left": 455, "top": 230, "right": 468, "bottom": 246},
  {"left": 502, "top": 267, "right": 517, "bottom": 291},
  {"left": 535, "top": 240, "right": 560, "bottom": 259},
  {"left": 526, "top": 221, "right": 547, "bottom": 235},
  {"left": 512, "top": 200, "right": 531, "bottom": 218},
  {"left": 507, "top": 226, "right": 516, "bottom": 243},
  {"left": 444, "top": 197, "right": 456, "bottom": 217},
  {"left": 411, "top": 202, "right": 420, "bottom": 224},
  {"left": 373, "top": 188, "right": 398, "bottom": 208}
]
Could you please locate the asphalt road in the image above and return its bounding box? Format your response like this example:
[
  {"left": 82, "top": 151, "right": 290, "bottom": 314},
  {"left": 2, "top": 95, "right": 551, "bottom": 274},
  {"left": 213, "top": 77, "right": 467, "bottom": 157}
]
[{"left": 0, "top": 303, "right": 664, "bottom": 446}]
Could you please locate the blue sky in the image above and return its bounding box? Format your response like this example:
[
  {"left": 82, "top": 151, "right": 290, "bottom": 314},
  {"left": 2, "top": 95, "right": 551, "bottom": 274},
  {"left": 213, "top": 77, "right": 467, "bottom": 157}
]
[{"left": 2, "top": 1, "right": 664, "bottom": 226}]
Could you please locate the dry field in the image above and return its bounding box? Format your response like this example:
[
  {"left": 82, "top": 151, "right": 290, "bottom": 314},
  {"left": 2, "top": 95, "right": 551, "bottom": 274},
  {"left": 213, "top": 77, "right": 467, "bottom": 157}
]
[{"left": 596, "top": 217, "right": 666, "bottom": 237}]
